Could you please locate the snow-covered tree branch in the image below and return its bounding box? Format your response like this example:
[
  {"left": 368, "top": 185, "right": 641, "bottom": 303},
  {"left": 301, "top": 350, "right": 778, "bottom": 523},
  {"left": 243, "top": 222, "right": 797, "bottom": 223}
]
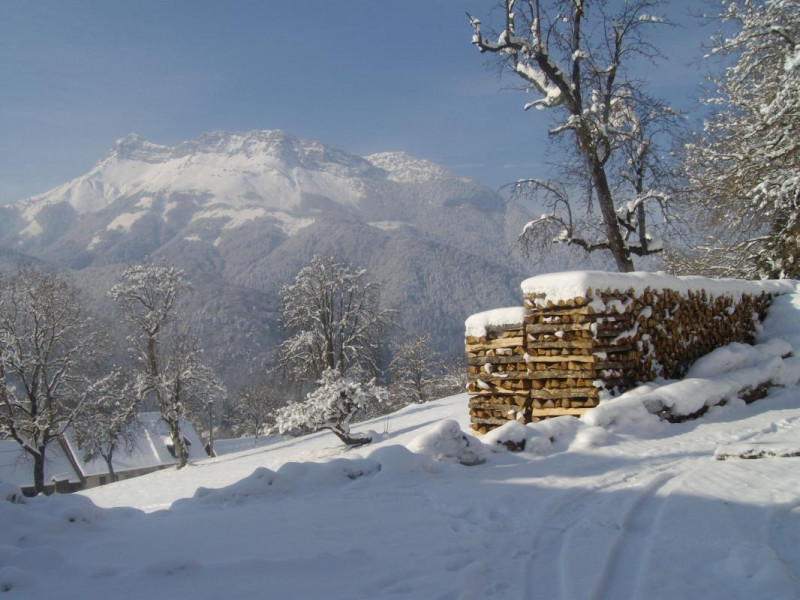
[
  {"left": 468, "top": 0, "right": 678, "bottom": 271},
  {"left": 389, "top": 334, "right": 448, "bottom": 406},
  {"left": 230, "top": 374, "right": 292, "bottom": 441},
  {"left": 681, "top": 0, "right": 799, "bottom": 278}
]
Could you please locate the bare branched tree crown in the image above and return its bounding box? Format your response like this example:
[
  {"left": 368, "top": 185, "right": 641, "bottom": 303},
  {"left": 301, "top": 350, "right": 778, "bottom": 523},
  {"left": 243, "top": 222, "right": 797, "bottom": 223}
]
[
  {"left": 279, "top": 255, "right": 395, "bottom": 383},
  {"left": 73, "top": 369, "right": 140, "bottom": 483},
  {"left": 468, "top": 0, "right": 679, "bottom": 272},
  {"left": 110, "top": 260, "right": 224, "bottom": 469},
  {"left": 0, "top": 267, "right": 107, "bottom": 493}
]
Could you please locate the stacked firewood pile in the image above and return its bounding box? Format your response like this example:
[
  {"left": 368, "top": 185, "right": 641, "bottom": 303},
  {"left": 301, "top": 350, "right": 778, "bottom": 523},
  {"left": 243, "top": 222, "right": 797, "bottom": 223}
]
[
  {"left": 466, "top": 313, "right": 530, "bottom": 430},
  {"left": 467, "top": 277, "right": 780, "bottom": 434},
  {"left": 629, "top": 288, "right": 773, "bottom": 381}
]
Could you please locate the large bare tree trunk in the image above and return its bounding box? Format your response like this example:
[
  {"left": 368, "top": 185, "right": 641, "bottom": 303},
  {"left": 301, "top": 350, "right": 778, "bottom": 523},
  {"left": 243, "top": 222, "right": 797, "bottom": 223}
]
[
  {"left": 579, "top": 127, "right": 636, "bottom": 273},
  {"left": 103, "top": 451, "right": 118, "bottom": 483},
  {"left": 32, "top": 450, "right": 45, "bottom": 495},
  {"left": 329, "top": 426, "right": 371, "bottom": 446},
  {"left": 166, "top": 417, "right": 188, "bottom": 468},
  {"left": 592, "top": 164, "right": 635, "bottom": 272}
]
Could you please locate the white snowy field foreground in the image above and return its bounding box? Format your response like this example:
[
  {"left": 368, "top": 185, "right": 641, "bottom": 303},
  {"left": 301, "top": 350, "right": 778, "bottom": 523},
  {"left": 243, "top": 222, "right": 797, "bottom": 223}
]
[{"left": 4, "top": 294, "right": 800, "bottom": 598}]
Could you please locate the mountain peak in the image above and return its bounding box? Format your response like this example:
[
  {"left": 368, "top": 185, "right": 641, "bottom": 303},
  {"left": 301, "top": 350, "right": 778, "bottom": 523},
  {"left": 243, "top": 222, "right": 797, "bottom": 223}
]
[
  {"left": 108, "top": 134, "right": 172, "bottom": 163},
  {"left": 366, "top": 151, "right": 458, "bottom": 184},
  {"left": 103, "top": 130, "right": 380, "bottom": 176}
]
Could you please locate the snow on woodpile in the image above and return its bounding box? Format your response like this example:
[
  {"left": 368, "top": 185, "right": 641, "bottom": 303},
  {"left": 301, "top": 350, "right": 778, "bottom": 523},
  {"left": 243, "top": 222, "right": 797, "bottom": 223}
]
[
  {"left": 467, "top": 270, "right": 797, "bottom": 433},
  {"left": 520, "top": 271, "right": 796, "bottom": 304},
  {"left": 464, "top": 307, "right": 525, "bottom": 338}
]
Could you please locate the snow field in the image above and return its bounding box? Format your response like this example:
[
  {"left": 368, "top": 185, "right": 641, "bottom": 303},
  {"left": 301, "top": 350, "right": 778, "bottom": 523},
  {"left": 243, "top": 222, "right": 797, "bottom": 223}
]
[{"left": 3, "top": 288, "right": 800, "bottom": 598}]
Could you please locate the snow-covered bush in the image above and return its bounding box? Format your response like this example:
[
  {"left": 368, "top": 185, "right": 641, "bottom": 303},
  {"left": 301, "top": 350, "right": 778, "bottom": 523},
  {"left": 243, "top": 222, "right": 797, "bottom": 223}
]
[
  {"left": 481, "top": 421, "right": 530, "bottom": 452},
  {"left": 407, "top": 420, "right": 487, "bottom": 466},
  {"left": 0, "top": 482, "right": 24, "bottom": 504},
  {"left": 276, "top": 369, "right": 387, "bottom": 445}
]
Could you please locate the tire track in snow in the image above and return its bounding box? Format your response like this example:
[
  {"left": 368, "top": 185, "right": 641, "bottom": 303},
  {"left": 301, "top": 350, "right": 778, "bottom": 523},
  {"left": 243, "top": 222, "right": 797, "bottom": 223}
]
[
  {"left": 587, "top": 471, "right": 677, "bottom": 600},
  {"left": 766, "top": 501, "right": 800, "bottom": 592},
  {"left": 520, "top": 458, "right": 686, "bottom": 600}
]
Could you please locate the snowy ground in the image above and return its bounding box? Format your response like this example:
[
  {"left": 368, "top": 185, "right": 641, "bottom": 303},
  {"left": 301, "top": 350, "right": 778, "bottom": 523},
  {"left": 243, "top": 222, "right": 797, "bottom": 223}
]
[{"left": 3, "top": 294, "right": 800, "bottom": 599}]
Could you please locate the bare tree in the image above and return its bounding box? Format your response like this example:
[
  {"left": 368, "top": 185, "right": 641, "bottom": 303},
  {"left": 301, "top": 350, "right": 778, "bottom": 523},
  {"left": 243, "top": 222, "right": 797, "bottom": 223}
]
[
  {"left": 388, "top": 334, "right": 445, "bottom": 405},
  {"left": 680, "top": 0, "right": 799, "bottom": 278},
  {"left": 232, "top": 375, "right": 291, "bottom": 441},
  {"left": 73, "top": 369, "right": 139, "bottom": 483},
  {"left": 110, "top": 261, "right": 224, "bottom": 468},
  {"left": 468, "top": 0, "right": 678, "bottom": 271},
  {"left": 278, "top": 255, "right": 394, "bottom": 383},
  {"left": 0, "top": 268, "right": 106, "bottom": 494},
  {"left": 169, "top": 331, "right": 227, "bottom": 457}
]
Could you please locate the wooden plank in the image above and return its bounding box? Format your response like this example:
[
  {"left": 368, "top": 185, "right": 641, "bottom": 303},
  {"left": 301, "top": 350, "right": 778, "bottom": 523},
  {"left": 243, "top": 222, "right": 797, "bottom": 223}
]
[
  {"left": 467, "top": 386, "right": 526, "bottom": 396},
  {"left": 468, "top": 373, "right": 533, "bottom": 383},
  {"left": 525, "top": 369, "right": 598, "bottom": 380},
  {"left": 525, "top": 354, "right": 595, "bottom": 364},
  {"left": 470, "top": 417, "right": 516, "bottom": 426},
  {"left": 523, "top": 339, "right": 596, "bottom": 349},
  {"left": 531, "top": 407, "right": 591, "bottom": 417},
  {"left": 529, "top": 387, "right": 599, "bottom": 399},
  {"left": 466, "top": 356, "right": 528, "bottom": 366},
  {"left": 526, "top": 321, "right": 632, "bottom": 335},
  {"left": 469, "top": 402, "right": 529, "bottom": 413},
  {"left": 465, "top": 336, "right": 524, "bottom": 351}
]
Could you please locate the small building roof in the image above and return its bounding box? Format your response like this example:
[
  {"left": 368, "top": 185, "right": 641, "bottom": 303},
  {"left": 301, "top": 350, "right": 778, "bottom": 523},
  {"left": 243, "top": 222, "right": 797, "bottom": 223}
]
[
  {"left": 0, "top": 440, "right": 82, "bottom": 487},
  {"left": 62, "top": 412, "right": 207, "bottom": 477},
  {"left": 1, "top": 413, "right": 206, "bottom": 489}
]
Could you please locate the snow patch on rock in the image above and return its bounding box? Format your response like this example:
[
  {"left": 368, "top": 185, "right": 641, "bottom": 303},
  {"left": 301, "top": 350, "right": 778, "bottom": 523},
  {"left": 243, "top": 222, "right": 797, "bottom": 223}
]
[
  {"left": 107, "top": 211, "right": 147, "bottom": 232},
  {"left": 366, "top": 152, "right": 462, "bottom": 184}
]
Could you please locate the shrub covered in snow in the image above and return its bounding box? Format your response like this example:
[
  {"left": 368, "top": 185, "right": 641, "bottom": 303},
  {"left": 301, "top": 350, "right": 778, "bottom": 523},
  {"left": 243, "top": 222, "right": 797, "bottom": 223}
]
[
  {"left": 0, "top": 482, "right": 24, "bottom": 505},
  {"left": 407, "top": 420, "right": 487, "bottom": 466},
  {"left": 276, "top": 369, "right": 387, "bottom": 445},
  {"left": 481, "top": 421, "right": 530, "bottom": 452}
]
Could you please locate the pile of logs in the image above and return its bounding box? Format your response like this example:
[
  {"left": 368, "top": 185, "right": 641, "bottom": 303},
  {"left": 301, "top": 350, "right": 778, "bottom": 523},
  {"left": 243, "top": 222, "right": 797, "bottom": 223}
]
[
  {"left": 466, "top": 321, "right": 530, "bottom": 430},
  {"left": 628, "top": 288, "right": 773, "bottom": 381},
  {"left": 468, "top": 283, "right": 776, "bottom": 434}
]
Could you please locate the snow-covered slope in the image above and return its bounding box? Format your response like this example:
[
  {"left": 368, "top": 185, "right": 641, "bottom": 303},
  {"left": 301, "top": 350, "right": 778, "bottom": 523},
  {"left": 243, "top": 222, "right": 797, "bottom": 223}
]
[{"left": 3, "top": 285, "right": 800, "bottom": 599}]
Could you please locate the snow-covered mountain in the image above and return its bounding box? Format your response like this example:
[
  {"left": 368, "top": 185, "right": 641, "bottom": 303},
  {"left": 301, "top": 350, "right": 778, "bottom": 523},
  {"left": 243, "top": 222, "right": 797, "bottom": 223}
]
[{"left": 0, "top": 130, "right": 547, "bottom": 389}]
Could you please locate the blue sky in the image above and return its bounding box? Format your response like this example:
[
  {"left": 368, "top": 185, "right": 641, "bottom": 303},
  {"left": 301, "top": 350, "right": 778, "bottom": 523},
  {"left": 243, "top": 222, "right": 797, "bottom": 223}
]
[{"left": 0, "top": 0, "right": 712, "bottom": 202}]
